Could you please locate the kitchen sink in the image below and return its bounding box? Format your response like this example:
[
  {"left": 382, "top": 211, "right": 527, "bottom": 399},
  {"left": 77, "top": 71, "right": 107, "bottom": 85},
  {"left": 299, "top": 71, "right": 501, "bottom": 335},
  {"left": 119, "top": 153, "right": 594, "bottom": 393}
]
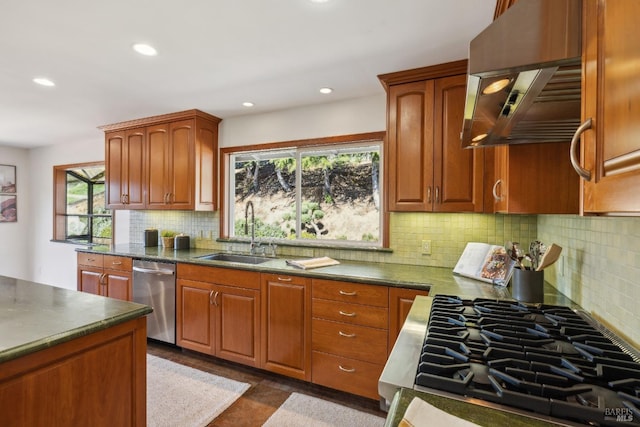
[{"left": 194, "top": 253, "right": 272, "bottom": 265}]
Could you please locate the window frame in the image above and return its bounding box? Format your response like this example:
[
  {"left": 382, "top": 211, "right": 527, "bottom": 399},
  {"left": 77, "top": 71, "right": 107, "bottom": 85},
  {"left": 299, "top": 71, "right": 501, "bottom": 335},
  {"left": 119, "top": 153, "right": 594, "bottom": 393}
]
[
  {"left": 219, "top": 131, "right": 388, "bottom": 248},
  {"left": 53, "top": 161, "right": 113, "bottom": 245}
]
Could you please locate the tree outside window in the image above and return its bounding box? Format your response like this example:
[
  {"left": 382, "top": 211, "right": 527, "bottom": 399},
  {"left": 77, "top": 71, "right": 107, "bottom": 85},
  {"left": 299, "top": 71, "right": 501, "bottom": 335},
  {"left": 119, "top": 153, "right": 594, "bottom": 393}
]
[{"left": 226, "top": 136, "right": 383, "bottom": 247}]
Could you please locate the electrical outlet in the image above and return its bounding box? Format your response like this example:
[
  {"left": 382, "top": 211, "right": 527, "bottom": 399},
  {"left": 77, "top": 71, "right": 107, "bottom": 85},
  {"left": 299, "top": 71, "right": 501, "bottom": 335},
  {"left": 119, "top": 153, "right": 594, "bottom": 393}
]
[{"left": 421, "top": 240, "right": 432, "bottom": 255}]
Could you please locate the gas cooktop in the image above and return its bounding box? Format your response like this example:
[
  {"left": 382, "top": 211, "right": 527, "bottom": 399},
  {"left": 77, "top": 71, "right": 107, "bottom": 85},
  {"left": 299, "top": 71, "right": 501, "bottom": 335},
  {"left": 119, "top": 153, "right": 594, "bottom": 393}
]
[{"left": 414, "top": 296, "right": 640, "bottom": 426}]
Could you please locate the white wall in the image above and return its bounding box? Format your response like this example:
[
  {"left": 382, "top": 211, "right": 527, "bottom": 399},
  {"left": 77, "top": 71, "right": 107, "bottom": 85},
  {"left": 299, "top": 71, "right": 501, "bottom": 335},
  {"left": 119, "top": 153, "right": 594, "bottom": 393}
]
[
  {"left": 0, "top": 146, "right": 30, "bottom": 280},
  {"left": 28, "top": 137, "right": 105, "bottom": 289},
  {"left": 4, "top": 94, "right": 386, "bottom": 289}
]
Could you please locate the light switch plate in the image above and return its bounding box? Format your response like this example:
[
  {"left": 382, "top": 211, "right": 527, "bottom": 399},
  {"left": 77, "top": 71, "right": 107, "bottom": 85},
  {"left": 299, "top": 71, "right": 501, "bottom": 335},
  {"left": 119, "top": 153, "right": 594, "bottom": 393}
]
[{"left": 421, "top": 240, "right": 432, "bottom": 255}]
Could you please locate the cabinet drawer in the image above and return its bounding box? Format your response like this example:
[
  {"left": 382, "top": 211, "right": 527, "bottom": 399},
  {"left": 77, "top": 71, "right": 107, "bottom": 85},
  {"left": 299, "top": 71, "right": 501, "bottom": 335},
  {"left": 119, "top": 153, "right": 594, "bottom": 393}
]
[
  {"left": 178, "top": 264, "right": 260, "bottom": 289},
  {"left": 312, "top": 318, "right": 387, "bottom": 364},
  {"left": 77, "top": 253, "right": 104, "bottom": 268},
  {"left": 103, "top": 255, "right": 132, "bottom": 272},
  {"left": 312, "top": 279, "right": 388, "bottom": 307},
  {"left": 312, "top": 298, "right": 388, "bottom": 329},
  {"left": 312, "top": 351, "right": 384, "bottom": 400}
]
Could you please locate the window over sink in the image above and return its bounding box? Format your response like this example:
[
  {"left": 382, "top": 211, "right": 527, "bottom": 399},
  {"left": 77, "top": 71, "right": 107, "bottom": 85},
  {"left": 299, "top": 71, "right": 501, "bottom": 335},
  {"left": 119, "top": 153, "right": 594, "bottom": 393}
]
[
  {"left": 53, "top": 162, "right": 112, "bottom": 245},
  {"left": 220, "top": 132, "right": 384, "bottom": 248}
]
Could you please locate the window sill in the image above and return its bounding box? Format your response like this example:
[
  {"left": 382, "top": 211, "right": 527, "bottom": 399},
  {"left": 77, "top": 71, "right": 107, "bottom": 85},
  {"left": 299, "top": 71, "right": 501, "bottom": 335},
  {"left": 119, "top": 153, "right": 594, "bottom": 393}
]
[{"left": 217, "top": 237, "right": 393, "bottom": 254}]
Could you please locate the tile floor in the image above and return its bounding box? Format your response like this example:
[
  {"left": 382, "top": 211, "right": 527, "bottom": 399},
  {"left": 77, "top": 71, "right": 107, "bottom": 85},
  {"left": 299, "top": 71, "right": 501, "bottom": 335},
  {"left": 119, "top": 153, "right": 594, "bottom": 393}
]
[{"left": 147, "top": 341, "right": 387, "bottom": 426}]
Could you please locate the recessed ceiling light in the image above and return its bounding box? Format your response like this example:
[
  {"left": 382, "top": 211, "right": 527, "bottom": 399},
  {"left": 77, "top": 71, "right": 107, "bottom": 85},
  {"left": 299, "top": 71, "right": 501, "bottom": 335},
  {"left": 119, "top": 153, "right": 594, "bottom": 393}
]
[
  {"left": 319, "top": 87, "right": 333, "bottom": 94},
  {"left": 242, "top": 102, "right": 255, "bottom": 107},
  {"left": 33, "top": 77, "right": 55, "bottom": 87},
  {"left": 132, "top": 43, "right": 158, "bottom": 56}
]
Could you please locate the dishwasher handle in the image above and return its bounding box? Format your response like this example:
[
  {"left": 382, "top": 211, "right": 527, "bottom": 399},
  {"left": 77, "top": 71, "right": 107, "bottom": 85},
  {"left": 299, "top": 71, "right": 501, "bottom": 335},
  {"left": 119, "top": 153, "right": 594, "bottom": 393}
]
[{"left": 132, "top": 266, "right": 175, "bottom": 275}]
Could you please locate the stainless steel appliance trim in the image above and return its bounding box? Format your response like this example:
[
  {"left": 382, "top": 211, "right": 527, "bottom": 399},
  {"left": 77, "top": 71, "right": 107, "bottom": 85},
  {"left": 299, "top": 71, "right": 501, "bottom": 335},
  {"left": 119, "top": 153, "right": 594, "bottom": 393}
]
[{"left": 133, "top": 260, "right": 176, "bottom": 345}]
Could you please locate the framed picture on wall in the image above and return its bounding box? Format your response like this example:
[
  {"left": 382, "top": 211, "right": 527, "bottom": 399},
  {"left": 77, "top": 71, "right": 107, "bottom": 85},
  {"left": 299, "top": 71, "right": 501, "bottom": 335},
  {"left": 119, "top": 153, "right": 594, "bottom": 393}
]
[
  {"left": 0, "top": 165, "right": 16, "bottom": 194},
  {"left": 0, "top": 195, "right": 17, "bottom": 223}
]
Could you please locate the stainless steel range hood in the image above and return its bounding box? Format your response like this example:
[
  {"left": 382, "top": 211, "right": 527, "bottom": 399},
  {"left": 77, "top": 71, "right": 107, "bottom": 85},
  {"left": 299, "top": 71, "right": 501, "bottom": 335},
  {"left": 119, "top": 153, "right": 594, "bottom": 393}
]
[{"left": 461, "top": 0, "right": 582, "bottom": 148}]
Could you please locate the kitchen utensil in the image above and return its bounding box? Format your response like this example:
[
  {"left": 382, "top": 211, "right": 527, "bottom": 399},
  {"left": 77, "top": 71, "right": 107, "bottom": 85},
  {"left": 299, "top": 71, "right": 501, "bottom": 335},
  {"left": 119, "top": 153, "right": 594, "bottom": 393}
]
[
  {"left": 536, "top": 243, "right": 562, "bottom": 271},
  {"left": 528, "top": 240, "right": 545, "bottom": 270}
]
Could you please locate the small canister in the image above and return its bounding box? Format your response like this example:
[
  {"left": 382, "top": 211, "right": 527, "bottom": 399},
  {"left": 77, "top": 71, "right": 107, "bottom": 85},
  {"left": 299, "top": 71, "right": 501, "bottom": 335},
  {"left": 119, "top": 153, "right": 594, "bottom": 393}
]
[
  {"left": 144, "top": 229, "right": 158, "bottom": 247},
  {"left": 174, "top": 234, "right": 190, "bottom": 250}
]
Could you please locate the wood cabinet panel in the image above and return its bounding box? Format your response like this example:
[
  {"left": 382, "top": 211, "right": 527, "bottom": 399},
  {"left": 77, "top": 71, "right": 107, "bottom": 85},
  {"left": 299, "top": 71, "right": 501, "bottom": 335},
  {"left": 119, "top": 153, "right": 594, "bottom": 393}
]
[
  {"left": 177, "top": 279, "right": 215, "bottom": 354},
  {"left": 77, "top": 254, "right": 132, "bottom": 301},
  {"left": 176, "top": 265, "right": 261, "bottom": 367},
  {"left": 101, "top": 109, "right": 220, "bottom": 211},
  {"left": 311, "top": 298, "right": 388, "bottom": 329},
  {"left": 382, "top": 60, "right": 483, "bottom": 213},
  {"left": 312, "top": 318, "right": 388, "bottom": 365},
  {"left": 389, "top": 287, "right": 429, "bottom": 351},
  {"left": 580, "top": 0, "right": 640, "bottom": 213},
  {"left": 261, "top": 273, "right": 311, "bottom": 381},
  {"left": 434, "top": 74, "right": 484, "bottom": 212},
  {"left": 312, "top": 278, "right": 388, "bottom": 307},
  {"left": 0, "top": 317, "right": 147, "bottom": 427},
  {"left": 488, "top": 143, "right": 579, "bottom": 214},
  {"left": 311, "top": 351, "right": 384, "bottom": 400},
  {"left": 387, "top": 80, "right": 434, "bottom": 211}
]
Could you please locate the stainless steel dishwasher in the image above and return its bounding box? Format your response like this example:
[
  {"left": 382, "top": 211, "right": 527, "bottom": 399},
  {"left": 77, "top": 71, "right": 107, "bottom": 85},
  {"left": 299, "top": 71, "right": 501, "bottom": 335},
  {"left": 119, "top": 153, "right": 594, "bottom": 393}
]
[{"left": 132, "top": 260, "right": 176, "bottom": 344}]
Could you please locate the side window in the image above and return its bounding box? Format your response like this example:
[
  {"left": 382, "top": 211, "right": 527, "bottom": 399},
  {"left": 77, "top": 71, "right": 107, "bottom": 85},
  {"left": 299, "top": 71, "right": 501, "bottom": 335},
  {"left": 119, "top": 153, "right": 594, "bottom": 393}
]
[{"left": 53, "top": 162, "right": 112, "bottom": 245}]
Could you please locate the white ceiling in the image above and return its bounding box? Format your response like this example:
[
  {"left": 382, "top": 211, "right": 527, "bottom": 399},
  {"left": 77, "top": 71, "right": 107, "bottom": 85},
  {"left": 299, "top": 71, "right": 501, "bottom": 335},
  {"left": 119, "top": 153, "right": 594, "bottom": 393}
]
[{"left": 0, "top": 0, "right": 494, "bottom": 149}]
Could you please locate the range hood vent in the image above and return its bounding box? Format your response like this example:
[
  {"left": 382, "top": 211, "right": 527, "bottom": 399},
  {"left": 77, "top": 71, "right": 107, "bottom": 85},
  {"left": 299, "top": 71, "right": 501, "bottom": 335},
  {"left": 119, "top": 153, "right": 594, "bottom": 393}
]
[{"left": 461, "top": 0, "right": 582, "bottom": 148}]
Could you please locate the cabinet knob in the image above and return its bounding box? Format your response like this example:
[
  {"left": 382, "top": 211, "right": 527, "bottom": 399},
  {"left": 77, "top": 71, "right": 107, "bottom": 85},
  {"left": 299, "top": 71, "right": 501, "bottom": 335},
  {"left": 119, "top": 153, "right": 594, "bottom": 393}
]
[{"left": 570, "top": 118, "right": 593, "bottom": 181}]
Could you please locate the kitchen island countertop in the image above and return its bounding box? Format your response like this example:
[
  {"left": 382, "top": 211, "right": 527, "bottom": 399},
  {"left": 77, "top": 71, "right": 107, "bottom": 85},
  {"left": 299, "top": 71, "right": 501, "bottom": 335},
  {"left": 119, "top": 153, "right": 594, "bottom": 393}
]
[
  {"left": 0, "top": 275, "right": 152, "bottom": 363},
  {"left": 77, "top": 244, "right": 576, "bottom": 305}
]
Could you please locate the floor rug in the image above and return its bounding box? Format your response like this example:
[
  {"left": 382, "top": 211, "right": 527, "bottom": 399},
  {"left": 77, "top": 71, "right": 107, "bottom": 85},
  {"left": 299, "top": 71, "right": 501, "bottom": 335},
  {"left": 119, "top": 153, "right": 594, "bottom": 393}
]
[
  {"left": 262, "top": 392, "right": 386, "bottom": 427},
  {"left": 147, "top": 354, "right": 250, "bottom": 427}
]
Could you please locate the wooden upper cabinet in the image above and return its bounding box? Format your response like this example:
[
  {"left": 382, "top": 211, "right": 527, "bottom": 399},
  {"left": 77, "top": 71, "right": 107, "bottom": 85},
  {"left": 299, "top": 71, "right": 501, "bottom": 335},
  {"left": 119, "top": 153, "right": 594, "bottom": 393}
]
[
  {"left": 488, "top": 143, "right": 579, "bottom": 214},
  {"left": 380, "top": 60, "right": 483, "bottom": 213},
  {"left": 101, "top": 109, "right": 221, "bottom": 211},
  {"left": 105, "top": 129, "right": 145, "bottom": 209},
  {"left": 579, "top": 0, "right": 640, "bottom": 214}
]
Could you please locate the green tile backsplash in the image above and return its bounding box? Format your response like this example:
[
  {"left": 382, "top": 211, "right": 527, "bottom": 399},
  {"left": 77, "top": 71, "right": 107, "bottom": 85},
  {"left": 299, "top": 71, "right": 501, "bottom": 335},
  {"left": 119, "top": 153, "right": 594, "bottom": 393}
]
[{"left": 129, "top": 210, "right": 639, "bottom": 347}]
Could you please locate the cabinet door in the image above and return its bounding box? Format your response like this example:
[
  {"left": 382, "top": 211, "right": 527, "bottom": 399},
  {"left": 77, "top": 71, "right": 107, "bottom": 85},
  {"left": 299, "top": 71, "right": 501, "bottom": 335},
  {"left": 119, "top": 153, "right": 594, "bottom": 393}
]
[
  {"left": 78, "top": 268, "right": 102, "bottom": 296},
  {"left": 146, "top": 124, "right": 170, "bottom": 209},
  {"left": 103, "top": 271, "right": 132, "bottom": 301},
  {"left": 388, "top": 287, "right": 429, "bottom": 351},
  {"left": 261, "top": 274, "right": 311, "bottom": 381},
  {"left": 105, "top": 129, "right": 145, "bottom": 209},
  {"left": 433, "top": 74, "right": 483, "bottom": 212},
  {"left": 387, "top": 80, "right": 434, "bottom": 211},
  {"left": 215, "top": 285, "right": 260, "bottom": 367},
  {"left": 581, "top": 0, "right": 640, "bottom": 213},
  {"left": 167, "top": 119, "right": 195, "bottom": 209},
  {"left": 177, "top": 279, "right": 215, "bottom": 354}
]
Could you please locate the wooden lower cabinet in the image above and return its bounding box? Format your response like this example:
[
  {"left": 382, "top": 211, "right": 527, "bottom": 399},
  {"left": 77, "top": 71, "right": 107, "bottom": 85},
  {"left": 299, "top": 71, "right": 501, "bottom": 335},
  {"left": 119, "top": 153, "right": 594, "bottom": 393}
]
[
  {"left": 311, "top": 278, "right": 389, "bottom": 399},
  {"left": 176, "top": 264, "right": 261, "bottom": 367},
  {"left": 261, "top": 273, "right": 312, "bottom": 381},
  {"left": 0, "top": 316, "right": 147, "bottom": 427},
  {"left": 389, "top": 287, "right": 429, "bottom": 351},
  {"left": 77, "top": 253, "right": 133, "bottom": 301}
]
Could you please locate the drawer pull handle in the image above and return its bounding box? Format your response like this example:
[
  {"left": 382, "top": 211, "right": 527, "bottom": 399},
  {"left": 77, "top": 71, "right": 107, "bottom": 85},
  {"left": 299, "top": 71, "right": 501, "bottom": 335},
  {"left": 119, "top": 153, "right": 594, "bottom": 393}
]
[
  {"left": 87, "top": 258, "right": 95, "bottom": 262},
  {"left": 277, "top": 277, "right": 292, "bottom": 282},
  {"left": 338, "top": 365, "right": 356, "bottom": 373},
  {"left": 111, "top": 261, "right": 122, "bottom": 265},
  {"left": 339, "top": 331, "right": 356, "bottom": 338},
  {"left": 339, "top": 290, "right": 357, "bottom": 296},
  {"left": 339, "top": 310, "right": 356, "bottom": 317}
]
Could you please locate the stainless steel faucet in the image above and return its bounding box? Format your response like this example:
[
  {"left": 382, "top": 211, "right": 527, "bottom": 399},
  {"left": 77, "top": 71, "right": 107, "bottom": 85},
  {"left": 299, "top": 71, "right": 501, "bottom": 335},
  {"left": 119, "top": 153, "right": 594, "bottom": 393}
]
[{"left": 245, "top": 201, "right": 259, "bottom": 255}]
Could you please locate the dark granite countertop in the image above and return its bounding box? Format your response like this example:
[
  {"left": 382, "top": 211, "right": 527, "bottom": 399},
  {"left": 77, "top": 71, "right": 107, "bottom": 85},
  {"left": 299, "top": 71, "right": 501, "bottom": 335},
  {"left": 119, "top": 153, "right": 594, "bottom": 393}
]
[
  {"left": 0, "top": 275, "right": 152, "bottom": 363},
  {"left": 76, "top": 244, "right": 576, "bottom": 304}
]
